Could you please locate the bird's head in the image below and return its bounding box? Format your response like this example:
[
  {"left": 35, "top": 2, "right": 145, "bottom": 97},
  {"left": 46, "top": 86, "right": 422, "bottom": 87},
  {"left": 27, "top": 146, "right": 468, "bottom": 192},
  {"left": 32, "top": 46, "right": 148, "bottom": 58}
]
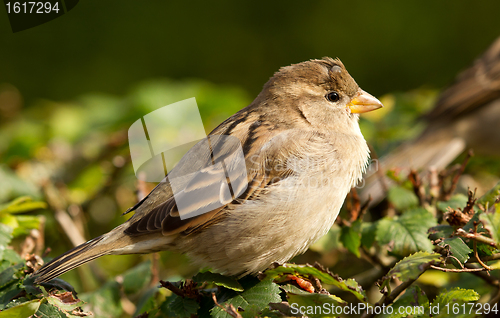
[{"left": 261, "top": 57, "right": 383, "bottom": 128}]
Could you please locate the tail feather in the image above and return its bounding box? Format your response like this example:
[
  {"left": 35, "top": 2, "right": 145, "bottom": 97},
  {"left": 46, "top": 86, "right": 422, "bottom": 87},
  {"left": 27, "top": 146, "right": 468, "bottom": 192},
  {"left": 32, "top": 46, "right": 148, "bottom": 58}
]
[
  {"left": 34, "top": 235, "right": 108, "bottom": 283},
  {"left": 33, "top": 224, "right": 167, "bottom": 283}
]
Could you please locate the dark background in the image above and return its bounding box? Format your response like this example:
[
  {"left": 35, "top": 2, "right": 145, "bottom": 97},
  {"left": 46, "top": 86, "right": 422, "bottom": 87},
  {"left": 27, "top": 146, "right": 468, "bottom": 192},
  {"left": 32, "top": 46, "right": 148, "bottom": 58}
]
[{"left": 1, "top": 0, "right": 500, "bottom": 107}]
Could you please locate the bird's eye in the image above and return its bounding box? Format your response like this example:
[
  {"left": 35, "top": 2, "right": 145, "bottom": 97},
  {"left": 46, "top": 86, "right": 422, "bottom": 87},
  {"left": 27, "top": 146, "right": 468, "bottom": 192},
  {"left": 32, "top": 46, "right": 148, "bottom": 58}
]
[{"left": 326, "top": 92, "right": 340, "bottom": 102}]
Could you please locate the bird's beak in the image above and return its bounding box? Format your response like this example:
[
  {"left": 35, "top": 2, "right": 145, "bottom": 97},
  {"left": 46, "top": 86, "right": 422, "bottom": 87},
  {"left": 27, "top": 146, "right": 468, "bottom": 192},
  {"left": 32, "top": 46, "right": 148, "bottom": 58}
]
[{"left": 347, "top": 89, "right": 383, "bottom": 113}]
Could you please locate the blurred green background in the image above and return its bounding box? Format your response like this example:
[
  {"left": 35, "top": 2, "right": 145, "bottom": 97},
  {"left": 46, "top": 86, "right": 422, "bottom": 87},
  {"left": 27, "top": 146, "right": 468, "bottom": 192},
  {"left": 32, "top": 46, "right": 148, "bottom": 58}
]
[
  {"left": 1, "top": 1, "right": 500, "bottom": 316},
  {"left": 2, "top": 1, "right": 500, "bottom": 104}
]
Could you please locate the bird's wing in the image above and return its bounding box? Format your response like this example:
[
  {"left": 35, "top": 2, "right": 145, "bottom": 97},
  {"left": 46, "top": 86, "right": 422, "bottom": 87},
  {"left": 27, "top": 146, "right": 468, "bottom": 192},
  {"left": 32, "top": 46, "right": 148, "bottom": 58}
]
[
  {"left": 123, "top": 109, "right": 311, "bottom": 237},
  {"left": 426, "top": 36, "right": 500, "bottom": 121}
]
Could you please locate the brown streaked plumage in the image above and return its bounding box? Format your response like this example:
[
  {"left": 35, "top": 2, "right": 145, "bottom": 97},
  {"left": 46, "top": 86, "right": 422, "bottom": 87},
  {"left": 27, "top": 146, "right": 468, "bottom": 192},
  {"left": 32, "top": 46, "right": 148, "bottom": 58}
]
[{"left": 34, "top": 57, "right": 382, "bottom": 283}]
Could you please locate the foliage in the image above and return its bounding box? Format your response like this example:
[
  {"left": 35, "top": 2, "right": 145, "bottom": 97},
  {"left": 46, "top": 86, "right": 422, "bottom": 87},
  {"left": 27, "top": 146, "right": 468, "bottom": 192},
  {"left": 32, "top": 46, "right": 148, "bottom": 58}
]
[
  {"left": 376, "top": 208, "right": 436, "bottom": 256},
  {"left": 1, "top": 81, "right": 500, "bottom": 317},
  {"left": 0, "top": 198, "right": 90, "bottom": 317}
]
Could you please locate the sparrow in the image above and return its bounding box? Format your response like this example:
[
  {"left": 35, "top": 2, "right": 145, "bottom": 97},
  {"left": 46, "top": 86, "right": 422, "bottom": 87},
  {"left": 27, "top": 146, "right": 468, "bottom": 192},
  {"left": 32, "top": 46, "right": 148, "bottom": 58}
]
[
  {"left": 360, "top": 36, "right": 500, "bottom": 205},
  {"left": 34, "top": 57, "right": 383, "bottom": 283}
]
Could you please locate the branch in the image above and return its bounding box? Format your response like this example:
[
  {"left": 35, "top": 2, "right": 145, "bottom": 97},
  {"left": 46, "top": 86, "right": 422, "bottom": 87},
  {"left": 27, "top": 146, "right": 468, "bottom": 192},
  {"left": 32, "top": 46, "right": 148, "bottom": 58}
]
[
  {"left": 455, "top": 228, "right": 500, "bottom": 249},
  {"left": 212, "top": 293, "right": 242, "bottom": 318},
  {"left": 430, "top": 264, "right": 488, "bottom": 273},
  {"left": 360, "top": 262, "right": 432, "bottom": 318},
  {"left": 473, "top": 227, "right": 494, "bottom": 270},
  {"left": 159, "top": 280, "right": 184, "bottom": 297}
]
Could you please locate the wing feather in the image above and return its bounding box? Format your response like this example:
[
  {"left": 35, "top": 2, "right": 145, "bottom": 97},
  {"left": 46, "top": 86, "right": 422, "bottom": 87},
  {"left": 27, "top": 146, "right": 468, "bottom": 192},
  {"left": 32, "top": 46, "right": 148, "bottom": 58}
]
[{"left": 123, "top": 109, "right": 290, "bottom": 236}]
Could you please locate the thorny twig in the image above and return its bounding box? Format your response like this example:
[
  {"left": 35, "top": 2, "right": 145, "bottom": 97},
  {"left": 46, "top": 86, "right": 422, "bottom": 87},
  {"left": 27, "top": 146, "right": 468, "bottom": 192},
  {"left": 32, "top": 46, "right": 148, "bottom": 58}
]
[
  {"left": 160, "top": 279, "right": 199, "bottom": 300},
  {"left": 212, "top": 293, "right": 242, "bottom": 318},
  {"left": 159, "top": 280, "right": 184, "bottom": 297}
]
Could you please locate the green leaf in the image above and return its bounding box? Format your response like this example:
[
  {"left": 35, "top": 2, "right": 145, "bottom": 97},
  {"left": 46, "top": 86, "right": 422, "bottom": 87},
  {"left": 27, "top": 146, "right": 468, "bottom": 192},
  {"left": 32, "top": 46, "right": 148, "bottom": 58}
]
[
  {"left": 210, "top": 279, "right": 281, "bottom": 318},
  {"left": 478, "top": 181, "right": 500, "bottom": 208},
  {"left": 0, "top": 263, "right": 23, "bottom": 289},
  {"left": 211, "top": 295, "right": 245, "bottom": 318},
  {"left": 133, "top": 287, "right": 158, "bottom": 317},
  {"left": 0, "top": 168, "right": 41, "bottom": 202},
  {"left": 12, "top": 215, "right": 41, "bottom": 237},
  {"left": 438, "top": 237, "right": 472, "bottom": 265},
  {"left": 428, "top": 225, "right": 454, "bottom": 241},
  {"left": 463, "top": 210, "right": 485, "bottom": 233},
  {"left": 379, "top": 286, "right": 428, "bottom": 318},
  {"left": 0, "top": 223, "right": 14, "bottom": 261},
  {"left": 0, "top": 299, "right": 41, "bottom": 318},
  {"left": 287, "top": 293, "right": 346, "bottom": 318},
  {"left": 340, "top": 220, "right": 361, "bottom": 257},
  {"left": 1, "top": 249, "right": 23, "bottom": 265},
  {"left": 121, "top": 260, "right": 151, "bottom": 294},
  {"left": 0, "top": 215, "right": 19, "bottom": 232},
  {"left": 263, "top": 264, "right": 366, "bottom": 302},
  {"left": 361, "top": 222, "right": 377, "bottom": 249},
  {"left": 259, "top": 307, "right": 285, "bottom": 318},
  {"left": 388, "top": 186, "right": 418, "bottom": 210},
  {"left": 20, "top": 277, "right": 43, "bottom": 297},
  {"left": 430, "top": 288, "right": 479, "bottom": 318},
  {"left": 238, "top": 279, "right": 280, "bottom": 308},
  {"left": 476, "top": 242, "right": 495, "bottom": 257},
  {"left": 376, "top": 208, "right": 437, "bottom": 255},
  {"left": 383, "top": 252, "right": 440, "bottom": 283},
  {"left": 437, "top": 194, "right": 468, "bottom": 212},
  {"left": 169, "top": 295, "right": 200, "bottom": 318},
  {"left": 0, "top": 285, "right": 23, "bottom": 310},
  {"left": 193, "top": 271, "right": 244, "bottom": 292},
  {"left": 280, "top": 284, "right": 310, "bottom": 295},
  {"left": 34, "top": 302, "right": 67, "bottom": 318},
  {"left": 0, "top": 197, "right": 47, "bottom": 215},
  {"left": 0, "top": 223, "right": 13, "bottom": 247},
  {"left": 480, "top": 209, "right": 500, "bottom": 244},
  {"left": 46, "top": 292, "right": 85, "bottom": 312}
]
